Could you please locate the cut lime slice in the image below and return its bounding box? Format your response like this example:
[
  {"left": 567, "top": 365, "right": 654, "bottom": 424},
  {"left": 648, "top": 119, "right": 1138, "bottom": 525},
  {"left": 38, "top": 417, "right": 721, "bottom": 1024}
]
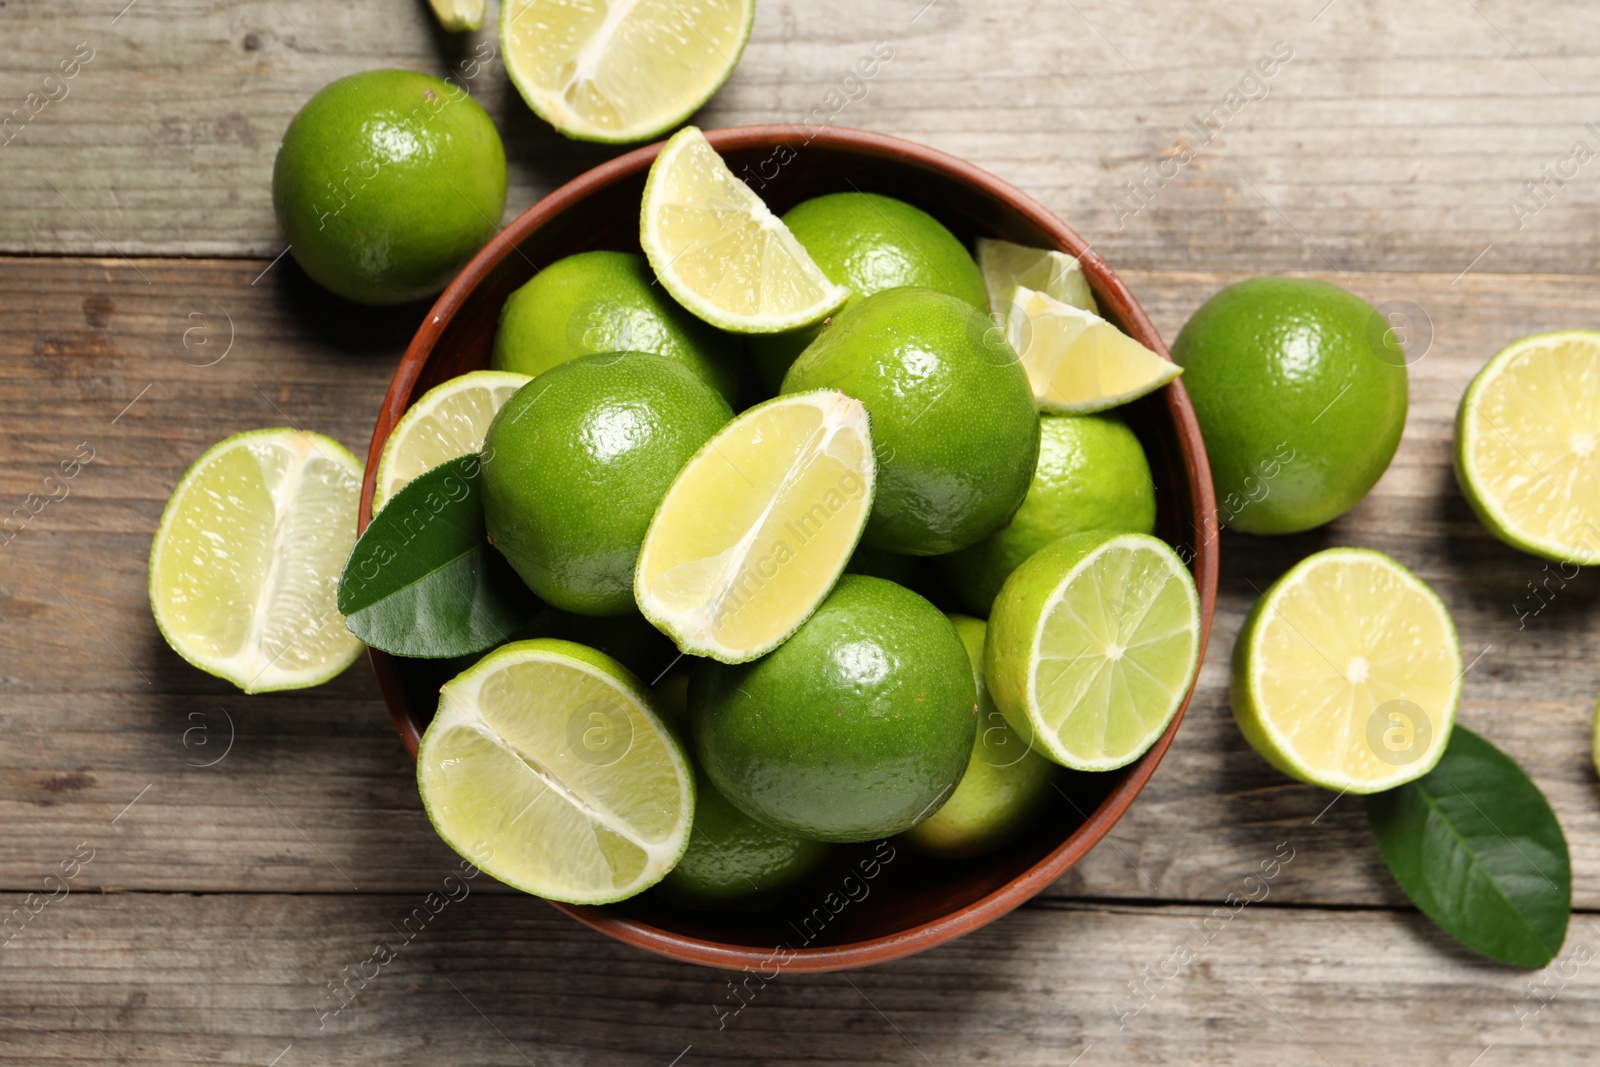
[
  {"left": 976, "top": 237, "right": 1098, "bottom": 317},
  {"left": 1005, "top": 287, "right": 1180, "bottom": 414},
  {"left": 635, "top": 390, "right": 874, "bottom": 663},
  {"left": 373, "top": 370, "right": 530, "bottom": 511},
  {"left": 1232, "top": 548, "right": 1461, "bottom": 794},
  {"left": 641, "top": 127, "right": 851, "bottom": 334},
  {"left": 986, "top": 531, "right": 1201, "bottom": 772},
  {"left": 418, "top": 639, "right": 695, "bottom": 903},
  {"left": 428, "top": 0, "right": 486, "bottom": 31},
  {"left": 148, "top": 428, "right": 364, "bottom": 694},
  {"left": 500, "top": 0, "right": 755, "bottom": 144},
  {"left": 1455, "top": 330, "right": 1600, "bottom": 564}
]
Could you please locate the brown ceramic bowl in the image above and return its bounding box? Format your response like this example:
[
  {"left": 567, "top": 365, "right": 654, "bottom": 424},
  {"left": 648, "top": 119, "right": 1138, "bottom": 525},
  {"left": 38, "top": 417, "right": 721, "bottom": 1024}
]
[{"left": 361, "top": 125, "right": 1217, "bottom": 973}]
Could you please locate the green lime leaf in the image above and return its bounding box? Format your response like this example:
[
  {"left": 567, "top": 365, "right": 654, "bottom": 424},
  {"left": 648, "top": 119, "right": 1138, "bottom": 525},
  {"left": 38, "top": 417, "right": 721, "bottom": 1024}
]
[
  {"left": 1365, "top": 725, "right": 1571, "bottom": 967},
  {"left": 338, "top": 454, "right": 535, "bottom": 657}
]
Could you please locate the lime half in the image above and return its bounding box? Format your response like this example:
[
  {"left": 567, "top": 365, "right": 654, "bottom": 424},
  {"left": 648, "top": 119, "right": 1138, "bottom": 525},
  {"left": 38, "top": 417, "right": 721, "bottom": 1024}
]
[
  {"left": 635, "top": 390, "right": 874, "bottom": 663},
  {"left": 986, "top": 531, "right": 1201, "bottom": 772},
  {"left": 641, "top": 127, "right": 851, "bottom": 334},
  {"left": 977, "top": 237, "right": 1097, "bottom": 317},
  {"left": 1455, "top": 330, "right": 1600, "bottom": 564},
  {"left": 501, "top": 0, "right": 754, "bottom": 144},
  {"left": 148, "top": 428, "right": 364, "bottom": 694},
  {"left": 373, "top": 370, "right": 530, "bottom": 511},
  {"left": 1006, "top": 287, "right": 1181, "bottom": 414},
  {"left": 418, "top": 639, "right": 695, "bottom": 904},
  {"left": 1232, "top": 548, "right": 1461, "bottom": 793}
]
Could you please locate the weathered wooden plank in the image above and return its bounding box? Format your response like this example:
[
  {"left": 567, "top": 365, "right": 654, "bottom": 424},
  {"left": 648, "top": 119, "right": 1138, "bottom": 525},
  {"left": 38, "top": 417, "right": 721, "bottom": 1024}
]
[
  {"left": 4, "top": 257, "right": 1600, "bottom": 909},
  {"left": 4, "top": 1, "right": 1600, "bottom": 271},
  {"left": 0, "top": 892, "right": 1594, "bottom": 1066}
]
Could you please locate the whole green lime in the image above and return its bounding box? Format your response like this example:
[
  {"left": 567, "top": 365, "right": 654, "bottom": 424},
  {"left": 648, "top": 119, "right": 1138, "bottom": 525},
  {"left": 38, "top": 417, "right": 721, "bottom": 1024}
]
[
  {"left": 781, "top": 287, "right": 1039, "bottom": 555},
  {"left": 481, "top": 353, "right": 731, "bottom": 615},
  {"left": 689, "top": 575, "right": 977, "bottom": 843},
  {"left": 491, "top": 251, "right": 743, "bottom": 402},
  {"left": 901, "top": 616, "right": 1056, "bottom": 858},
  {"left": 272, "top": 70, "right": 507, "bottom": 306},
  {"left": 750, "top": 193, "right": 989, "bottom": 391},
  {"left": 1171, "top": 277, "right": 1408, "bottom": 535},
  {"left": 657, "top": 768, "right": 832, "bottom": 910},
  {"left": 937, "top": 414, "right": 1156, "bottom": 614}
]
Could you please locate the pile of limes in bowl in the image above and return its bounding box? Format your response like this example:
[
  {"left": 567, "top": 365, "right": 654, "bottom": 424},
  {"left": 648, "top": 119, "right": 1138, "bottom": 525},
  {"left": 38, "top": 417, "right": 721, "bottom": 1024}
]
[
  {"left": 151, "top": 112, "right": 1204, "bottom": 908},
  {"left": 353, "top": 128, "right": 1201, "bottom": 907}
]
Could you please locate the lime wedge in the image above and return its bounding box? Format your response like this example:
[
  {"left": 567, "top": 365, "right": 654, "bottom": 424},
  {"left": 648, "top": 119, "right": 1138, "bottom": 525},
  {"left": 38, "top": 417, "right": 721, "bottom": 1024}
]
[
  {"left": 501, "top": 0, "right": 754, "bottom": 144},
  {"left": 428, "top": 0, "right": 486, "bottom": 31},
  {"left": 1006, "top": 287, "right": 1181, "bottom": 414},
  {"left": 986, "top": 531, "right": 1201, "bottom": 772},
  {"left": 635, "top": 390, "right": 874, "bottom": 663},
  {"left": 418, "top": 639, "right": 695, "bottom": 903},
  {"left": 1232, "top": 548, "right": 1461, "bottom": 793},
  {"left": 641, "top": 127, "right": 851, "bottom": 334},
  {"left": 976, "top": 237, "right": 1098, "bottom": 317},
  {"left": 148, "top": 428, "right": 364, "bottom": 694},
  {"left": 373, "top": 370, "right": 530, "bottom": 511},
  {"left": 1455, "top": 329, "right": 1600, "bottom": 564}
]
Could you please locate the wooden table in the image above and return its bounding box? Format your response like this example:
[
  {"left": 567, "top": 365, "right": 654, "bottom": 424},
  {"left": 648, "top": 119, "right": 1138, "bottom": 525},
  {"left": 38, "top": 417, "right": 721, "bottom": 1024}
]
[{"left": 5, "top": 1, "right": 1600, "bottom": 1063}]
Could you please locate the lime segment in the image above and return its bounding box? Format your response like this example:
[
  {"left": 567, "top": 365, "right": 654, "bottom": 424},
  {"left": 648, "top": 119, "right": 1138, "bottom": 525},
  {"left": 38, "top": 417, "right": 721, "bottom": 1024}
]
[
  {"left": 977, "top": 237, "right": 1098, "bottom": 317},
  {"left": 148, "top": 428, "right": 364, "bottom": 694},
  {"left": 1455, "top": 330, "right": 1600, "bottom": 564},
  {"left": 641, "top": 127, "right": 851, "bottom": 333},
  {"left": 501, "top": 0, "right": 755, "bottom": 144},
  {"left": 1232, "top": 548, "right": 1461, "bottom": 793},
  {"left": 1006, "top": 287, "right": 1180, "bottom": 414},
  {"left": 635, "top": 390, "right": 874, "bottom": 663},
  {"left": 374, "top": 370, "right": 529, "bottom": 510},
  {"left": 428, "top": 0, "right": 486, "bottom": 30},
  {"left": 986, "top": 531, "right": 1201, "bottom": 772},
  {"left": 418, "top": 639, "right": 694, "bottom": 904}
]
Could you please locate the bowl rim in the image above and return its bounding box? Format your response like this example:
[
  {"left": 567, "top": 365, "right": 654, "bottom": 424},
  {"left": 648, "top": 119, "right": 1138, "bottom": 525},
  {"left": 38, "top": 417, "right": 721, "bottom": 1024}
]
[{"left": 361, "top": 124, "right": 1218, "bottom": 973}]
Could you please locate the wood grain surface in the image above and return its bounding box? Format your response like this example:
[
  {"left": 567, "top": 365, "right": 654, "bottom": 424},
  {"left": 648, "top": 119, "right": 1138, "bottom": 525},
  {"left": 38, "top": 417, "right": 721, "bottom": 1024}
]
[
  {"left": 5, "top": 0, "right": 1600, "bottom": 272},
  {"left": 5, "top": 0, "right": 1600, "bottom": 1062},
  {"left": 4, "top": 893, "right": 1598, "bottom": 1066}
]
